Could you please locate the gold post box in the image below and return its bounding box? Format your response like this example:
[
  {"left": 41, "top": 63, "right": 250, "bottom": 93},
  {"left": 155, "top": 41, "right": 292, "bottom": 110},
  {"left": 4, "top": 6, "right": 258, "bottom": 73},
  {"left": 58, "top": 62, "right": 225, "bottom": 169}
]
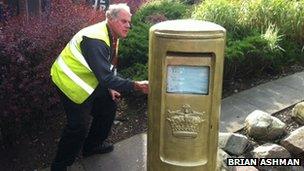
[{"left": 147, "top": 20, "right": 226, "bottom": 171}]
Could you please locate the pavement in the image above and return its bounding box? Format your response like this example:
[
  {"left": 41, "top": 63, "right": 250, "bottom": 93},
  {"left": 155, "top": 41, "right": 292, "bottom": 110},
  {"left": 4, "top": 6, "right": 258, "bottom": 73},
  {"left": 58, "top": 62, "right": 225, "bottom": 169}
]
[{"left": 39, "top": 71, "right": 304, "bottom": 171}]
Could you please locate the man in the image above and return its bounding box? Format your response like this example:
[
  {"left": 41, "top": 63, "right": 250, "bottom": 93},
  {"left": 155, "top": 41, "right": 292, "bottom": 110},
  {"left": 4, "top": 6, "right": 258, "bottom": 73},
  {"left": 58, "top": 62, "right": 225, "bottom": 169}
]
[{"left": 50, "top": 3, "right": 148, "bottom": 171}]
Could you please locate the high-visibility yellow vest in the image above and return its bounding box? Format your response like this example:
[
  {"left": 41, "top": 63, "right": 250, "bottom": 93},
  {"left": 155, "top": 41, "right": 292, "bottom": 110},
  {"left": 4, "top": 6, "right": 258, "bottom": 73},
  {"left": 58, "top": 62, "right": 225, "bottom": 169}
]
[{"left": 51, "top": 21, "right": 112, "bottom": 104}]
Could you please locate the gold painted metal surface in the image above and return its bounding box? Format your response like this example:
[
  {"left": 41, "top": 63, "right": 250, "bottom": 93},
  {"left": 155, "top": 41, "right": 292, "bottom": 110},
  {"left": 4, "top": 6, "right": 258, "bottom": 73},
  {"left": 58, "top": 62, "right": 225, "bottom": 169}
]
[
  {"left": 167, "top": 104, "right": 206, "bottom": 139},
  {"left": 148, "top": 19, "right": 226, "bottom": 171}
]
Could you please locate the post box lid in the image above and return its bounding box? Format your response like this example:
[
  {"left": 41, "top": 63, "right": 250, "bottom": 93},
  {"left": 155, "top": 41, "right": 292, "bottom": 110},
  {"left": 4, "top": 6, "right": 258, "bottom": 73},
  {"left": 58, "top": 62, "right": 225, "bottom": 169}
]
[{"left": 150, "top": 19, "right": 226, "bottom": 39}]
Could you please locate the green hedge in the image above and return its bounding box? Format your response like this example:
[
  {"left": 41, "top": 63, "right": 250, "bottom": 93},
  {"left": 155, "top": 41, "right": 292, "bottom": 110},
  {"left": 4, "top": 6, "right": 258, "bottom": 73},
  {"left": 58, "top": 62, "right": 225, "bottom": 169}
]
[{"left": 119, "top": 0, "right": 189, "bottom": 80}]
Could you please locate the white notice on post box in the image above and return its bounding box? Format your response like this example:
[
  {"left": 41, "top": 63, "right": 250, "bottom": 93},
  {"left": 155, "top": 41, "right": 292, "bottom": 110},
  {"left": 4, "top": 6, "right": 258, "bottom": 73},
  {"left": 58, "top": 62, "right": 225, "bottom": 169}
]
[{"left": 167, "top": 66, "right": 209, "bottom": 95}]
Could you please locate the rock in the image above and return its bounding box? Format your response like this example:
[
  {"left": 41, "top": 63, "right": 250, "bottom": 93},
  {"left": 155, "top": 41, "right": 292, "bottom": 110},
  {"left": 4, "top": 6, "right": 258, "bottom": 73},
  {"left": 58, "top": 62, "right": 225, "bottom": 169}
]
[
  {"left": 258, "top": 165, "right": 304, "bottom": 171},
  {"left": 232, "top": 166, "right": 259, "bottom": 171},
  {"left": 245, "top": 110, "right": 286, "bottom": 141},
  {"left": 252, "top": 143, "right": 292, "bottom": 171},
  {"left": 219, "top": 132, "right": 250, "bottom": 156},
  {"left": 217, "top": 148, "right": 232, "bottom": 171},
  {"left": 251, "top": 143, "right": 291, "bottom": 158},
  {"left": 218, "top": 132, "right": 231, "bottom": 149},
  {"left": 280, "top": 126, "right": 304, "bottom": 155},
  {"left": 114, "top": 120, "right": 123, "bottom": 125},
  {"left": 292, "top": 102, "right": 304, "bottom": 125},
  {"left": 290, "top": 166, "right": 304, "bottom": 171}
]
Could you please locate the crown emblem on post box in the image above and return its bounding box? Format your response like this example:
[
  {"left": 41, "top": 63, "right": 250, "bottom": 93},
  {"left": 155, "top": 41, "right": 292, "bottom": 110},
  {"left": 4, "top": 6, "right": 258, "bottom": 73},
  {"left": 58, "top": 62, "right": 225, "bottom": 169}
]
[{"left": 166, "top": 104, "right": 205, "bottom": 139}]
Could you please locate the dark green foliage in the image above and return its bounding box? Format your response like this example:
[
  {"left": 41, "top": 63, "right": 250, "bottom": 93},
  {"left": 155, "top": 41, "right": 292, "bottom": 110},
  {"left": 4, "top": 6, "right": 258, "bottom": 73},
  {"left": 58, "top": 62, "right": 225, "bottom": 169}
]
[
  {"left": 179, "top": 0, "right": 201, "bottom": 5},
  {"left": 280, "top": 40, "right": 304, "bottom": 64},
  {"left": 119, "top": 0, "right": 189, "bottom": 79},
  {"left": 132, "top": 0, "right": 188, "bottom": 26},
  {"left": 119, "top": 23, "right": 150, "bottom": 70},
  {"left": 225, "top": 34, "right": 284, "bottom": 79},
  {"left": 119, "top": 63, "right": 148, "bottom": 80}
]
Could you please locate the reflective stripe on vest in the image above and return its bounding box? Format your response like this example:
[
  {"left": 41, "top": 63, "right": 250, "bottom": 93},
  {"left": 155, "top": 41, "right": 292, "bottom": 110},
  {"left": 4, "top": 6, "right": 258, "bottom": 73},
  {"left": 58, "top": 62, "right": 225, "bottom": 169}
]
[
  {"left": 57, "top": 55, "right": 94, "bottom": 94},
  {"left": 51, "top": 21, "right": 111, "bottom": 104}
]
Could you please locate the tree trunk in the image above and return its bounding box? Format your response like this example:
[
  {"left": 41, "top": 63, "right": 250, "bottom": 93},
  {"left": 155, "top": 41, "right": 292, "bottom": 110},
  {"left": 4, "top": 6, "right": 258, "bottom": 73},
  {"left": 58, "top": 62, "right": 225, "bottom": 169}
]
[{"left": 42, "top": 0, "right": 51, "bottom": 18}]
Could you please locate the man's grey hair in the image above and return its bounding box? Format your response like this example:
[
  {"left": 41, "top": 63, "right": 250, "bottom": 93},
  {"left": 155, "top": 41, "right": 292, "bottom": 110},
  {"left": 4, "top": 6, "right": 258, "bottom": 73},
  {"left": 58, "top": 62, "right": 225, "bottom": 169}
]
[{"left": 106, "top": 3, "right": 131, "bottom": 20}]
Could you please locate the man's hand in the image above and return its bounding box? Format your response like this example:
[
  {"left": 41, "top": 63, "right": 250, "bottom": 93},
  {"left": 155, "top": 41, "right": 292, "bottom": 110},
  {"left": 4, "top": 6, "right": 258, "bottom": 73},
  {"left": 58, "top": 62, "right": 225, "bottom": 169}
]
[
  {"left": 133, "top": 81, "right": 149, "bottom": 94},
  {"left": 109, "top": 89, "right": 121, "bottom": 103}
]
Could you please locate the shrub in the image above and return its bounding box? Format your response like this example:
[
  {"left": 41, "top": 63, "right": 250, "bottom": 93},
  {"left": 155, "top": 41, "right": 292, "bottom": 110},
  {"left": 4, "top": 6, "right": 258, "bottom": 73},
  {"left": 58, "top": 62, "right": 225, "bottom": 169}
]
[
  {"left": 119, "top": 0, "right": 189, "bottom": 80},
  {"left": 193, "top": 0, "right": 304, "bottom": 43},
  {"left": 179, "top": 0, "right": 201, "bottom": 5},
  {"left": 0, "top": 1, "right": 105, "bottom": 145},
  {"left": 192, "top": 0, "right": 243, "bottom": 35},
  {"left": 119, "top": 63, "right": 148, "bottom": 81},
  {"left": 192, "top": 0, "right": 304, "bottom": 79},
  {"left": 111, "top": 0, "right": 149, "bottom": 13},
  {"left": 240, "top": 0, "right": 304, "bottom": 43},
  {"left": 225, "top": 33, "right": 284, "bottom": 79}
]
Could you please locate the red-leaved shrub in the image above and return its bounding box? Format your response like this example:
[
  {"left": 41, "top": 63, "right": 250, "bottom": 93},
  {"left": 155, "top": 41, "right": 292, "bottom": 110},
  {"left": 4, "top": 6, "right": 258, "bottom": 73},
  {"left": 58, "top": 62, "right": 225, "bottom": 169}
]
[
  {"left": 0, "top": 1, "right": 105, "bottom": 145},
  {"left": 0, "top": 0, "right": 148, "bottom": 146}
]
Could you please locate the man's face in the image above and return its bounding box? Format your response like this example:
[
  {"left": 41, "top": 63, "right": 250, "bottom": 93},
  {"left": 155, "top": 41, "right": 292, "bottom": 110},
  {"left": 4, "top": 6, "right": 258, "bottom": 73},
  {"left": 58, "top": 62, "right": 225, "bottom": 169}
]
[{"left": 109, "top": 10, "right": 131, "bottom": 38}]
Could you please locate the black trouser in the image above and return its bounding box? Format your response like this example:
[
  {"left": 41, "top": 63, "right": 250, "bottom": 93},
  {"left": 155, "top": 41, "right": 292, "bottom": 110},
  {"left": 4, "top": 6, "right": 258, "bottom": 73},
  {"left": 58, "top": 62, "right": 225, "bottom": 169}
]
[{"left": 52, "top": 85, "right": 117, "bottom": 167}]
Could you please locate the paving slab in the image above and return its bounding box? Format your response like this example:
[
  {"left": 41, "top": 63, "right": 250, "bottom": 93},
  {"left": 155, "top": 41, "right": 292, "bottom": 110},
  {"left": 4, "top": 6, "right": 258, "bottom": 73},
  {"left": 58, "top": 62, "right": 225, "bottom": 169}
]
[
  {"left": 274, "top": 72, "right": 304, "bottom": 91},
  {"left": 37, "top": 161, "right": 85, "bottom": 171},
  {"left": 238, "top": 83, "right": 302, "bottom": 113},
  {"left": 81, "top": 133, "right": 147, "bottom": 171},
  {"left": 220, "top": 96, "right": 257, "bottom": 132}
]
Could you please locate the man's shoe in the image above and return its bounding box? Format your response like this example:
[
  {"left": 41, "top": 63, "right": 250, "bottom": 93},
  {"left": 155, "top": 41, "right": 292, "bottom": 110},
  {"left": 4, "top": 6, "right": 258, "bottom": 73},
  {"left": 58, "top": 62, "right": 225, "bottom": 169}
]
[{"left": 82, "top": 142, "right": 114, "bottom": 157}]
